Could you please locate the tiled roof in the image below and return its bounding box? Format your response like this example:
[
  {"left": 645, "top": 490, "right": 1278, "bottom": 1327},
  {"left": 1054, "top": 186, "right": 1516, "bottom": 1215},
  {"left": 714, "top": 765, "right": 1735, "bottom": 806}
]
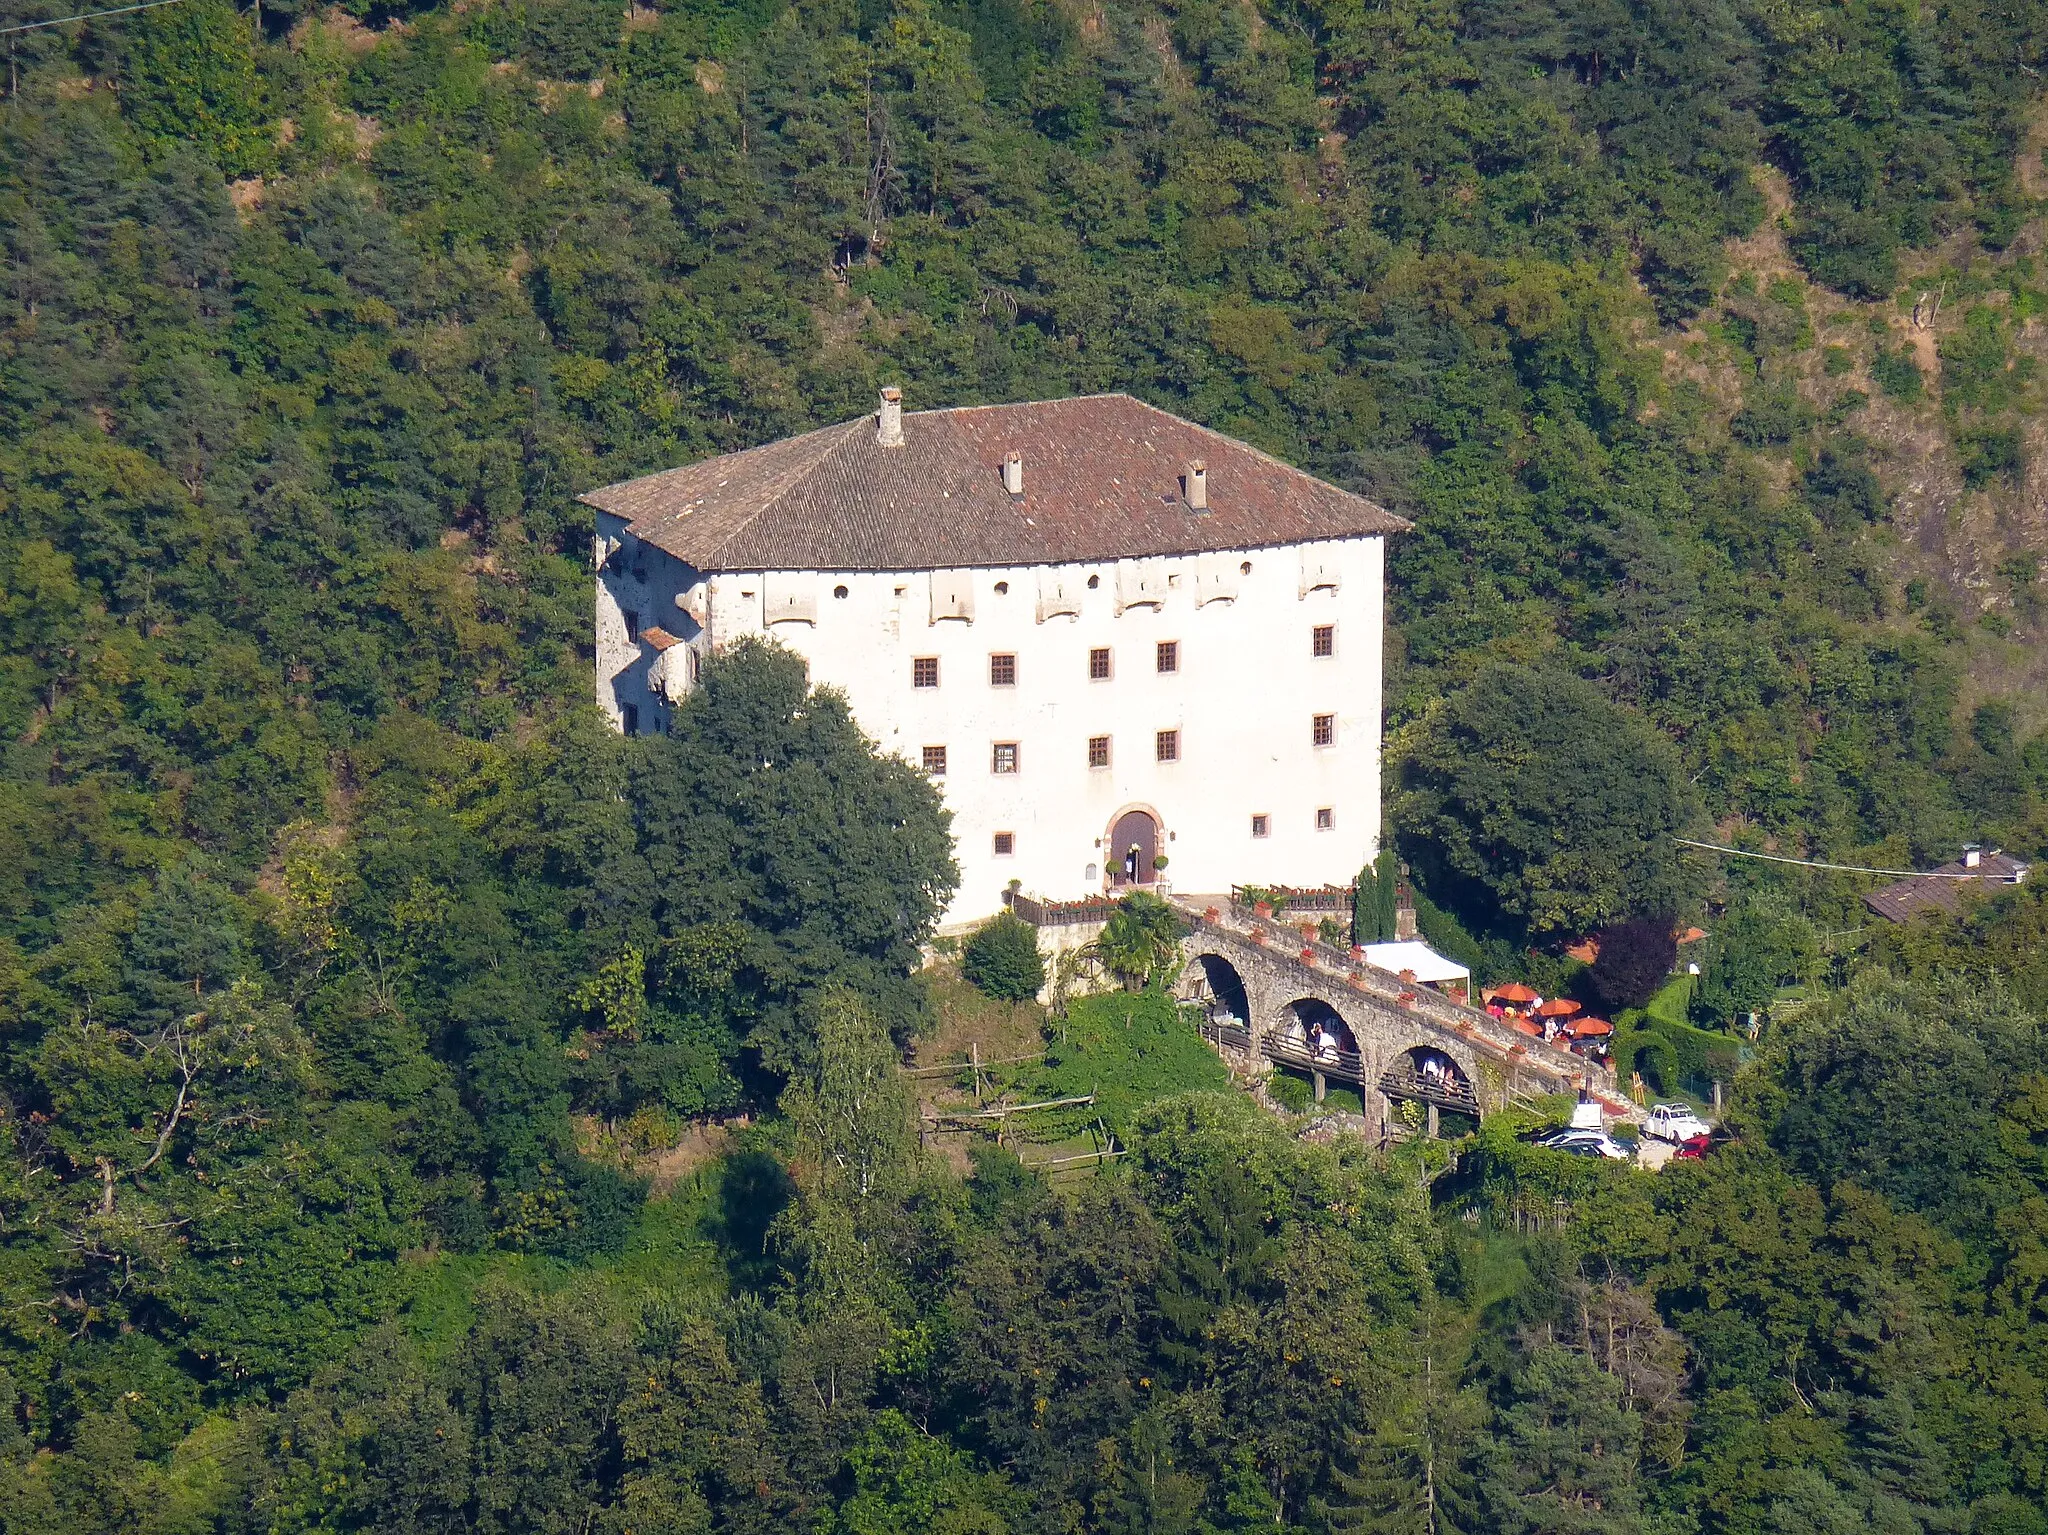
[
  {"left": 578, "top": 394, "right": 1408, "bottom": 572},
  {"left": 1864, "top": 851, "right": 2031, "bottom": 923}
]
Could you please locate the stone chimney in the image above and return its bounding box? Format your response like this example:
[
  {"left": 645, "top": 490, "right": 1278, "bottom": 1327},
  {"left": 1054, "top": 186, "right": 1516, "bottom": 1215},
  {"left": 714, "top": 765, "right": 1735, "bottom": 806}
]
[
  {"left": 1003, "top": 451, "right": 1024, "bottom": 496},
  {"left": 1184, "top": 460, "right": 1207, "bottom": 510},
  {"left": 877, "top": 386, "right": 904, "bottom": 448}
]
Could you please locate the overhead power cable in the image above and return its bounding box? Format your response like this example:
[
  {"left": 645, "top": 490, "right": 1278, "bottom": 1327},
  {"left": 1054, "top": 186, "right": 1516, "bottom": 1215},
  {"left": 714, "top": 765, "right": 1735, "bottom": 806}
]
[
  {"left": 1674, "top": 837, "right": 2010, "bottom": 879},
  {"left": 2, "top": 0, "right": 186, "bottom": 36}
]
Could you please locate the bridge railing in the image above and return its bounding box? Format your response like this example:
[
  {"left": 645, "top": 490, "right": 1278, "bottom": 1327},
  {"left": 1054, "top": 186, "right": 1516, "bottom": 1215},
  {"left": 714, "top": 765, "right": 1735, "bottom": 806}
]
[
  {"left": 1263, "top": 1035, "right": 1367, "bottom": 1085},
  {"left": 1228, "top": 884, "right": 1355, "bottom": 915},
  {"left": 1198, "top": 1018, "right": 1252, "bottom": 1054},
  {"left": 1006, "top": 891, "right": 1121, "bottom": 928},
  {"left": 1378, "top": 1065, "right": 1481, "bottom": 1116}
]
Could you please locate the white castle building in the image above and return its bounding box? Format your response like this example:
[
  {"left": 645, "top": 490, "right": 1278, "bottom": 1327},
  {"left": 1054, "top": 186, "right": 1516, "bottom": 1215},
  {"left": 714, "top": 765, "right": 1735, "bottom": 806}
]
[{"left": 584, "top": 390, "right": 1408, "bottom": 930}]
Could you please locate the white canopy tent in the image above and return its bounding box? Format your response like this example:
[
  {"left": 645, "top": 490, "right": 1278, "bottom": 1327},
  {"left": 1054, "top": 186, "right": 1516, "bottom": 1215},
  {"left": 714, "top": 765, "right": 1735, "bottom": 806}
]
[{"left": 1362, "top": 940, "right": 1471, "bottom": 990}]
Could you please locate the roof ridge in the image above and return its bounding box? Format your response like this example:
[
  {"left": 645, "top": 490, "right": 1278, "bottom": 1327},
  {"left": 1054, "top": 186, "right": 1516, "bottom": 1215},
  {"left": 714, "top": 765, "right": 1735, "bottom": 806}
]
[
  {"left": 897, "top": 391, "right": 1137, "bottom": 419},
  {"left": 1113, "top": 395, "right": 1373, "bottom": 507}
]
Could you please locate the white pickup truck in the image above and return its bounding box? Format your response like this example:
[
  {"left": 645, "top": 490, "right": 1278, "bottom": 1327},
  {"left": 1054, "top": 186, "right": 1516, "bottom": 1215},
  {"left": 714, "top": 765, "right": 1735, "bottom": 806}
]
[{"left": 1642, "top": 1103, "right": 1713, "bottom": 1143}]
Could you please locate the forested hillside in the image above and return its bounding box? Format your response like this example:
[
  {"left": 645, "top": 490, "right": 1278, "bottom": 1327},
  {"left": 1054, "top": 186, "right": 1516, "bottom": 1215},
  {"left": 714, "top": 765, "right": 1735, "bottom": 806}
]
[{"left": 3, "top": 0, "right": 2048, "bottom": 1527}]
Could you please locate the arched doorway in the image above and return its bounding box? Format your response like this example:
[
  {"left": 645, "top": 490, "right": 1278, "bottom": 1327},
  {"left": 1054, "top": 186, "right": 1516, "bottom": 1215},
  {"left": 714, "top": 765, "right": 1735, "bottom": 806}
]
[{"left": 1109, "top": 808, "right": 1160, "bottom": 887}]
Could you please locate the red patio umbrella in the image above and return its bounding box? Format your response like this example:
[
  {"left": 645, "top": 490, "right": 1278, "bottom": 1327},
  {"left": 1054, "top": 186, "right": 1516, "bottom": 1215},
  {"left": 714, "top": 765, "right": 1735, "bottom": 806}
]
[
  {"left": 1492, "top": 981, "right": 1539, "bottom": 1004},
  {"left": 1535, "top": 997, "right": 1582, "bottom": 1018},
  {"left": 1510, "top": 1017, "right": 1543, "bottom": 1037},
  {"left": 1571, "top": 1017, "right": 1614, "bottom": 1038}
]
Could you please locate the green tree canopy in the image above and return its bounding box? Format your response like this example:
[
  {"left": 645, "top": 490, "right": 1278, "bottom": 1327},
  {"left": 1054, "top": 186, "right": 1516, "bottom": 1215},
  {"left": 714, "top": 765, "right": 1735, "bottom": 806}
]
[
  {"left": 635, "top": 639, "right": 958, "bottom": 1067},
  {"left": 1395, "top": 666, "right": 1697, "bottom": 942}
]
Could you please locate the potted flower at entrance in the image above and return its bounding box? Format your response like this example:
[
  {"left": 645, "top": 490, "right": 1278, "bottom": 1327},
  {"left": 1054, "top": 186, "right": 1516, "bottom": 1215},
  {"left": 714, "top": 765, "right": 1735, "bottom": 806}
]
[{"left": 1300, "top": 946, "right": 1317, "bottom": 963}]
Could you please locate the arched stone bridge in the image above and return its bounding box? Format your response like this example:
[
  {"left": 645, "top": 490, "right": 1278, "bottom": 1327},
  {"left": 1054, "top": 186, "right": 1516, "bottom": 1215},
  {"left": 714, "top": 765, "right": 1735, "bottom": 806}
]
[{"left": 1167, "top": 897, "right": 1623, "bottom": 1136}]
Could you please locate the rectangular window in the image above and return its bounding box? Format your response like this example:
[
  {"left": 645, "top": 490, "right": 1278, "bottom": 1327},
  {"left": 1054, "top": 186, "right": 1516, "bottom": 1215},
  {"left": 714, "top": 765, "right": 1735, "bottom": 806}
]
[
  {"left": 1312, "top": 624, "right": 1335, "bottom": 658},
  {"left": 621, "top": 704, "right": 640, "bottom": 737},
  {"left": 622, "top": 609, "right": 640, "bottom": 641},
  {"left": 1316, "top": 807, "right": 1334, "bottom": 830},
  {"left": 1251, "top": 814, "right": 1270, "bottom": 838},
  {"left": 1089, "top": 647, "right": 1112, "bottom": 680},
  {"left": 1313, "top": 713, "right": 1336, "bottom": 748},
  {"left": 922, "top": 745, "right": 948, "bottom": 776},
  {"left": 1156, "top": 640, "right": 1179, "bottom": 674},
  {"left": 992, "top": 742, "right": 1020, "bottom": 775},
  {"left": 912, "top": 656, "right": 940, "bottom": 688},
  {"left": 1155, "top": 729, "right": 1179, "bottom": 763},
  {"left": 993, "top": 832, "right": 1015, "bottom": 856},
  {"left": 1088, "top": 735, "right": 1111, "bottom": 769},
  {"left": 989, "top": 653, "right": 1017, "bottom": 686}
]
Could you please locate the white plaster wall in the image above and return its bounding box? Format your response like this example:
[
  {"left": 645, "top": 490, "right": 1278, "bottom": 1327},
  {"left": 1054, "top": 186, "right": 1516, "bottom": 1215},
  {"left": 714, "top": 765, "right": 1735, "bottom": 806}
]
[
  {"left": 594, "top": 509, "right": 702, "bottom": 737},
  {"left": 597, "top": 532, "right": 1386, "bottom": 930}
]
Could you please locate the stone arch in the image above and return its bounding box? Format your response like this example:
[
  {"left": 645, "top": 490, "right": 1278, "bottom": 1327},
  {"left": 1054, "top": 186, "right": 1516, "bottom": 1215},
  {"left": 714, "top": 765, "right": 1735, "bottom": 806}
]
[
  {"left": 1390, "top": 1043, "right": 1472, "bottom": 1094},
  {"left": 1378, "top": 1040, "right": 1483, "bottom": 1132},
  {"left": 1182, "top": 952, "right": 1251, "bottom": 1025},
  {"left": 1275, "top": 995, "right": 1359, "bottom": 1057}
]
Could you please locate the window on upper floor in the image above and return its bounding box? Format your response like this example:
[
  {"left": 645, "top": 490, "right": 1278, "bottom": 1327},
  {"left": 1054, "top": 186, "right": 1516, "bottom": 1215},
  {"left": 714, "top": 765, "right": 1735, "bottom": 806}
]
[
  {"left": 1316, "top": 807, "right": 1334, "bottom": 830},
  {"left": 913, "top": 656, "right": 940, "bottom": 688},
  {"left": 1250, "top": 814, "right": 1270, "bottom": 838},
  {"left": 1156, "top": 640, "right": 1178, "bottom": 673},
  {"left": 1089, "top": 647, "right": 1112, "bottom": 680},
  {"left": 1313, "top": 624, "right": 1335, "bottom": 657},
  {"left": 1156, "top": 729, "right": 1179, "bottom": 763},
  {"left": 993, "top": 832, "right": 1015, "bottom": 856},
  {"left": 622, "top": 609, "right": 640, "bottom": 640},
  {"left": 1088, "top": 735, "right": 1111, "bottom": 769},
  {"left": 922, "top": 745, "right": 948, "bottom": 776},
  {"left": 990, "top": 653, "right": 1017, "bottom": 686},
  {"left": 1313, "top": 714, "right": 1336, "bottom": 748},
  {"left": 992, "top": 742, "right": 1020, "bottom": 775}
]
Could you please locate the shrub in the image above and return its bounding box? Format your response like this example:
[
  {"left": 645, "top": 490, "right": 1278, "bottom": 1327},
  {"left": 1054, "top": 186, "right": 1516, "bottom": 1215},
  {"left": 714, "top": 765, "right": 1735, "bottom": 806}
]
[
  {"left": 1958, "top": 425, "right": 2024, "bottom": 487},
  {"left": 1870, "top": 346, "right": 1923, "bottom": 401},
  {"left": 1790, "top": 202, "right": 1899, "bottom": 298},
  {"left": 1267, "top": 1073, "right": 1312, "bottom": 1113},
  {"left": 962, "top": 913, "right": 1046, "bottom": 1002}
]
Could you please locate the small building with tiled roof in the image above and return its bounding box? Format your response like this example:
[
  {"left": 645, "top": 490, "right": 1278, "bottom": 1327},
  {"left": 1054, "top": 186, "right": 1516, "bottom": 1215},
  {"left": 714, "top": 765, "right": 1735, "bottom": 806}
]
[
  {"left": 1863, "top": 849, "right": 2031, "bottom": 924},
  {"left": 584, "top": 389, "right": 1407, "bottom": 929}
]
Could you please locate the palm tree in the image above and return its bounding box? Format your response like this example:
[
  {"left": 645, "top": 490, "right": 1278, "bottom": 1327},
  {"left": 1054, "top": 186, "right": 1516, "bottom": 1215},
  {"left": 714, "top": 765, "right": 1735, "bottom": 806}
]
[{"left": 1087, "top": 891, "right": 1186, "bottom": 991}]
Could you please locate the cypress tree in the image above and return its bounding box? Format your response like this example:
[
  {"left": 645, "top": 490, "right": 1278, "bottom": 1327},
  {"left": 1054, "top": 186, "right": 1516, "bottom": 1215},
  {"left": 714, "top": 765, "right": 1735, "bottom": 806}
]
[{"left": 1373, "top": 850, "right": 1401, "bottom": 943}]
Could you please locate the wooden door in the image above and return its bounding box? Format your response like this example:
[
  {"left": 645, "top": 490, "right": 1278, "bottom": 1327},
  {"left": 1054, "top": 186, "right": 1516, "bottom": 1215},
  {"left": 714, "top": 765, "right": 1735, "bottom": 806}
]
[{"left": 1111, "top": 810, "right": 1159, "bottom": 886}]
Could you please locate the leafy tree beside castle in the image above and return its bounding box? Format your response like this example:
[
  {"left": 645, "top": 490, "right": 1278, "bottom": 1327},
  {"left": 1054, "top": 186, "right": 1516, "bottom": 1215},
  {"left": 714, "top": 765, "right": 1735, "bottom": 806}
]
[{"left": 1396, "top": 667, "right": 1697, "bottom": 944}]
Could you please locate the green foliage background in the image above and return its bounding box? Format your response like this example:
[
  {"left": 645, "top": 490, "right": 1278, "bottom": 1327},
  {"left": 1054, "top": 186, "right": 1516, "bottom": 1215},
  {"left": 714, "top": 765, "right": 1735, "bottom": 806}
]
[{"left": 0, "top": 0, "right": 2046, "bottom": 1528}]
